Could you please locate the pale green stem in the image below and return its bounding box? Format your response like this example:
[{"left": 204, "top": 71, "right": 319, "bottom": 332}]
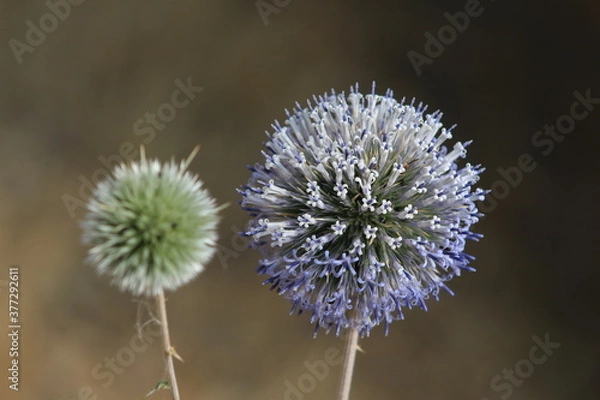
[
  {"left": 156, "top": 289, "right": 181, "bottom": 400},
  {"left": 337, "top": 327, "right": 359, "bottom": 400}
]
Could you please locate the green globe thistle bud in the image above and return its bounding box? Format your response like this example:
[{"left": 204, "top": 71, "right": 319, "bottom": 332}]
[{"left": 81, "top": 147, "right": 221, "bottom": 296}]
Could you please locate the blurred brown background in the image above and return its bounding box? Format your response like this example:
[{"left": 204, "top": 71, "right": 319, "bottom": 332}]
[{"left": 0, "top": 0, "right": 599, "bottom": 399}]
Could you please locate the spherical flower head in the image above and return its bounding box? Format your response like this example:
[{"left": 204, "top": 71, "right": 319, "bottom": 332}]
[
  {"left": 81, "top": 147, "right": 221, "bottom": 297},
  {"left": 239, "top": 84, "right": 487, "bottom": 336}
]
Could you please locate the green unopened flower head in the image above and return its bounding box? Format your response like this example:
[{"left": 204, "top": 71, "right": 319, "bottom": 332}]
[{"left": 81, "top": 147, "right": 221, "bottom": 296}]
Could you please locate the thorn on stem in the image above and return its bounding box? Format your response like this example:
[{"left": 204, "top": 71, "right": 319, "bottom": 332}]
[
  {"left": 145, "top": 380, "right": 170, "bottom": 397},
  {"left": 168, "top": 346, "right": 184, "bottom": 362}
]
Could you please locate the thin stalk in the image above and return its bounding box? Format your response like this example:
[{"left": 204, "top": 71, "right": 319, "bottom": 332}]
[
  {"left": 337, "top": 327, "right": 360, "bottom": 400},
  {"left": 156, "top": 289, "right": 181, "bottom": 400}
]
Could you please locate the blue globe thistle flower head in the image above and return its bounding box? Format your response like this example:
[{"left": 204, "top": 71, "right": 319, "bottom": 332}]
[
  {"left": 81, "top": 147, "right": 221, "bottom": 297},
  {"left": 239, "top": 84, "right": 486, "bottom": 337}
]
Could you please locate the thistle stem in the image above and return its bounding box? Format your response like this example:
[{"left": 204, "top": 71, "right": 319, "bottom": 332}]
[
  {"left": 337, "top": 327, "right": 359, "bottom": 400},
  {"left": 156, "top": 289, "right": 181, "bottom": 400}
]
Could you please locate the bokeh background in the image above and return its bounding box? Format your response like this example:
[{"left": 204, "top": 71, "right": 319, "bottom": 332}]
[{"left": 0, "top": 0, "right": 599, "bottom": 399}]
